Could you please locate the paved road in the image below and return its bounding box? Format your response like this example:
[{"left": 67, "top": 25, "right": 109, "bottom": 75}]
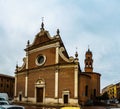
[
  {"left": 82, "top": 106, "right": 106, "bottom": 109},
  {"left": 24, "top": 105, "right": 107, "bottom": 109},
  {"left": 24, "top": 105, "right": 60, "bottom": 109}
]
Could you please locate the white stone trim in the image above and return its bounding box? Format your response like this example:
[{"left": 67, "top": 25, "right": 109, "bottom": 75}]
[
  {"left": 28, "top": 42, "right": 60, "bottom": 54},
  {"left": 59, "top": 47, "right": 74, "bottom": 63},
  {"left": 62, "top": 90, "right": 70, "bottom": 104},
  {"left": 14, "top": 75, "right": 17, "bottom": 97},
  {"left": 35, "top": 55, "right": 46, "bottom": 66},
  {"left": 59, "top": 64, "right": 76, "bottom": 68},
  {"left": 25, "top": 76, "right": 28, "bottom": 97},
  {"left": 74, "top": 65, "right": 78, "bottom": 98},
  {"left": 56, "top": 47, "right": 59, "bottom": 64},
  {"left": 17, "top": 57, "right": 26, "bottom": 71},
  {"left": 69, "top": 98, "right": 78, "bottom": 105},
  {"left": 55, "top": 69, "right": 58, "bottom": 98},
  {"left": 35, "top": 79, "right": 45, "bottom": 103},
  {"left": 26, "top": 52, "right": 28, "bottom": 69},
  {"left": 45, "top": 98, "right": 57, "bottom": 104},
  {"left": 14, "top": 96, "right": 78, "bottom": 105},
  {"left": 55, "top": 45, "right": 59, "bottom": 99}
]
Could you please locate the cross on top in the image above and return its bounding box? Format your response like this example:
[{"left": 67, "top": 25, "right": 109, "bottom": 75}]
[
  {"left": 41, "top": 17, "right": 44, "bottom": 30},
  {"left": 42, "top": 17, "right": 44, "bottom": 22}
]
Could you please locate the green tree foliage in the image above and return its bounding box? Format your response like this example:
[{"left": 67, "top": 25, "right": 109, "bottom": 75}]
[{"left": 101, "top": 92, "right": 109, "bottom": 100}]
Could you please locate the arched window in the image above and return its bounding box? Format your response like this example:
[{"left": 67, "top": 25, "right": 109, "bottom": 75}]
[
  {"left": 86, "top": 62, "right": 88, "bottom": 67},
  {"left": 85, "top": 85, "right": 88, "bottom": 96},
  {"left": 89, "top": 62, "right": 92, "bottom": 67},
  {"left": 94, "top": 89, "right": 96, "bottom": 97}
]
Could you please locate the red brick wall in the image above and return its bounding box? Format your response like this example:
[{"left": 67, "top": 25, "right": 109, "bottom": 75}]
[
  {"left": 17, "top": 66, "right": 76, "bottom": 99},
  {"left": 27, "top": 68, "right": 55, "bottom": 98},
  {"left": 17, "top": 74, "right": 25, "bottom": 96},
  {"left": 59, "top": 67, "right": 74, "bottom": 98},
  {"left": 78, "top": 74, "right": 91, "bottom": 103},
  {"left": 85, "top": 72, "right": 100, "bottom": 97},
  {"left": 28, "top": 48, "right": 56, "bottom": 69}
]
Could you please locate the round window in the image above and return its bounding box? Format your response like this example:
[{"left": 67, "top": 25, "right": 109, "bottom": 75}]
[{"left": 36, "top": 55, "right": 46, "bottom": 66}]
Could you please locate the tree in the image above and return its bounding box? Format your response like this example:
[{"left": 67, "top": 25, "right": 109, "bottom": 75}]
[{"left": 101, "top": 92, "right": 109, "bottom": 100}]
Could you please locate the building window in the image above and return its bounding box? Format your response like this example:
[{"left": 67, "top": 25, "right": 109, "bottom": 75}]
[
  {"left": 85, "top": 85, "right": 88, "bottom": 96},
  {"left": 86, "top": 62, "right": 88, "bottom": 67},
  {"left": 87, "top": 57, "right": 90, "bottom": 59},
  {"left": 89, "top": 62, "right": 92, "bottom": 67},
  {"left": 94, "top": 89, "right": 96, "bottom": 97},
  {"left": 1, "top": 78, "right": 3, "bottom": 82},
  {"left": 36, "top": 55, "right": 46, "bottom": 66},
  {"left": 7, "top": 84, "right": 9, "bottom": 88},
  {"left": 1, "top": 84, "right": 3, "bottom": 87}
]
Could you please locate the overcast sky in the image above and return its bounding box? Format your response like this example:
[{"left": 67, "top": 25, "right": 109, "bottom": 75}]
[{"left": 0, "top": 0, "right": 120, "bottom": 89}]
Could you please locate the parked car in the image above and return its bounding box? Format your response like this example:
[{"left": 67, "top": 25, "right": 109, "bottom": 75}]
[
  {"left": 109, "top": 99, "right": 119, "bottom": 104},
  {"left": 106, "top": 107, "right": 120, "bottom": 109},
  {"left": 0, "top": 101, "right": 9, "bottom": 105},
  {"left": 0, "top": 105, "right": 24, "bottom": 109},
  {"left": 0, "top": 93, "right": 8, "bottom": 101},
  {"left": 0, "top": 98, "right": 6, "bottom": 101},
  {"left": 0, "top": 96, "right": 13, "bottom": 104},
  {"left": 115, "top": 99, "right": 119, "bottom": 104},
  {"left": 85, "top": 99, "right": 93, "bottom": 106}
]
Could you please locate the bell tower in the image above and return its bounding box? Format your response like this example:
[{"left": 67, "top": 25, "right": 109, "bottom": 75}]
[{"left": 84, "top": 48, "right": 93, "bottom": 72}]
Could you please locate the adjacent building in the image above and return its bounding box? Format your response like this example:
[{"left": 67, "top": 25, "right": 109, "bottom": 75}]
[
  {"left": 0, "top": 74, "right": 14, "bottom": 98},
  {"left": 14, "top": 22, "right": 101, "bottom": 105},
  {"left": 116, "top": 82, "right": 120, "bottom": 100},
  {"left": 102, "top": 84, "right": 113, "bottom": 94},
  {"left": 102, "top": 82, "right": 120, "bottom": 101},
  {"left": 108, "top": 84, "right": 117, "bottom": 99}
]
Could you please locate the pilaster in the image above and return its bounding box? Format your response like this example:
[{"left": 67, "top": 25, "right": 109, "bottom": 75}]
[{"left": 74, "top": 65, "right": 78, "bottom": 98}]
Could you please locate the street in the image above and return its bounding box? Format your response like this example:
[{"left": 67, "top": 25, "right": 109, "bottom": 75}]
[
  {"left": 82, "top": 106, "right": 106, "bottom": 109},
  {"left": 23, "top": 105, "right": 107, "bottom": 109}
]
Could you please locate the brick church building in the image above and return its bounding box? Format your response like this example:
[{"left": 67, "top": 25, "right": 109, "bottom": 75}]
[{"left": 14, "top": 22, "right": 101, "bottom": 105}]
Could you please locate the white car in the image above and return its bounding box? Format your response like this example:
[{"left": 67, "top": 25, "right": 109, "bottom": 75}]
[
  {"left": 0, "top": 98, "right": 6, "bottom": 101},
  {"left": 109, "top": 107, "right": 120, "bottom": 109},
  {"left": 0, "top": 105, "right": 25, "bottom": 109},
  {"left": 0, "top": 101, "right": 9, "bottom": 105}
]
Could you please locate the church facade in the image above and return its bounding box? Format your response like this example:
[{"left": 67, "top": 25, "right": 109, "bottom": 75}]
[{"left": 14, "top": 22, "right": 101, "bottom": 105}]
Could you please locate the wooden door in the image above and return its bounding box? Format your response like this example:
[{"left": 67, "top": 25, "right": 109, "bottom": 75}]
[
  {"left": 64, "top": 95, "right": 68, "bottom": 104},
  {"left": 36, "top": 88, "right": 43, "bottom": 102},
  {"left": 19, "top": 94, "right": 22, "bottom": 101}
]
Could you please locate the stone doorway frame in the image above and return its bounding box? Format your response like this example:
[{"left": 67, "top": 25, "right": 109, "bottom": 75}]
[
  {"left": 62, "top": 90, "right": 70, "bottom": 104},
  {"left": 35, "top": 78, "right": 45, "bottom": 103}
]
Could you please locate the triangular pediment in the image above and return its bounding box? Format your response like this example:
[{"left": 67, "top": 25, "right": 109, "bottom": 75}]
[{"left": 31, "top": 30, "right": 52, "bottom": 47}]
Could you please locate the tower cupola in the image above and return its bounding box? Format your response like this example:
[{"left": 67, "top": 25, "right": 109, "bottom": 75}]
[{"left": 84, "top": 48, "right": 93, "bottom": 72}]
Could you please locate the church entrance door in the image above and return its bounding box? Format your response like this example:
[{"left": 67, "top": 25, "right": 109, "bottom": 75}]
[
  {"left": 36, "top": 87, "right": 43, "bottom": 102},
  {"left": 19, "top": 94, "right": 22, "bottom": 101},
  {"left": 64, "top": 94, "right": 68, "bottom": 104}
]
